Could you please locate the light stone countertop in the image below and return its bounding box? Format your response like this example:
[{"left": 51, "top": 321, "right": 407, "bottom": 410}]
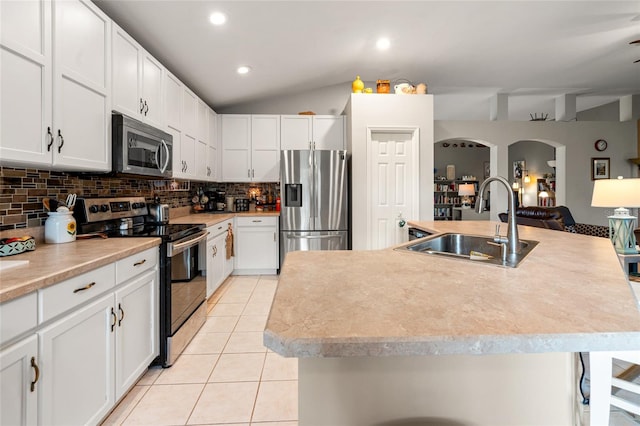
[
  {"left": 264, "top": 220, "right": 640, "bottom": 357},
  {"left": 0, "top": 238, "right": 160, "bottom": 303}
]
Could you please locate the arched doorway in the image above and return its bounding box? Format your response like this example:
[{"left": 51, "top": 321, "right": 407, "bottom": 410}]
[
  {"left": 508, "top": 139, "right": 566, "bottom": 208},
  {"left": 434, "top": 138, "right": 494, "bottom": 220}
]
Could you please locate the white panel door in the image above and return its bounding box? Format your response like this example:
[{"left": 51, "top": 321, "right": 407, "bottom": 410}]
[
  {"left": 221, "top": 115, "right": 251, "bottom": 182},
  {"left": 182, "top": 88, "right": 197, "bottom": 138},
  {"left": 370, "top": 131, "right": 418, "bottom": 249},
  {"left": 164, "top": 72, "right": 182, "bottom": 130},
  {"left": 0, "top": 0, "right": 53, "bottom": 166},
  {"left": 251, "top": 115, "right": 280, "bottom": 181}
]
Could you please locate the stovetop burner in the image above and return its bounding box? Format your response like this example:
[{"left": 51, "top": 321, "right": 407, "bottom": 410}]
[
  {"left": 104, "top": 223, "right": 204, "bottom": 241},
  {"left": 74, "top": 197, "right": 204, "bottom": 241}
]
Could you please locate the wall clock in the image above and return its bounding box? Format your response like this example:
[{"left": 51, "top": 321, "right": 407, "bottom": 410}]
[{"left": 594, "top": 139, "right": 608, "bottom": 152}]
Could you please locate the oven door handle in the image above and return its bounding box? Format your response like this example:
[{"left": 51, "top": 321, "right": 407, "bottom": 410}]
[{"left": 167, "top": 230, "right": 209, "bottom": 256}]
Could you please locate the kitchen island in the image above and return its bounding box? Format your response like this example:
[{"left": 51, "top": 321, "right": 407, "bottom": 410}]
[{"left": 264, "top": 221, "right": 640, "bottom": 425}]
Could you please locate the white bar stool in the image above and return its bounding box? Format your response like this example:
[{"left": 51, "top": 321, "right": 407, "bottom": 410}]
[{"left": 589, "top": 351, "right": 640, "bottom": 425}]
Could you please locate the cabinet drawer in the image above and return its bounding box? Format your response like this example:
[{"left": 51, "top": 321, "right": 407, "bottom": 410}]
[
  {"left": 39, "top": 264, "right": 115, "bottom": 324},
  {"left": 0, "top": 293, "right": 37, "bottom": 346},
  {"left": 208, "top": 219, "right": 233, "bottom": 237},
  {"left": 115, "top": 247, "right": 158, "bottom": 284},
  {"left": 236, "top": 216, "right": 277, "bottom": 227}
]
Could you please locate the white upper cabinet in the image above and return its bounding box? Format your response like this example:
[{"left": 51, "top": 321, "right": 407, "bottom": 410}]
[
  {"left": 280, "top": 115, "right": 345, "bottom": 151},
  {"left": 0, "top": 0, "right": 111, "bottom": 171},
  {"left": 207, "top": 108, "right": 219, "bottom": 181},
  {"left": 164, "top": 72, "right": 182, "bottom": 131},
  {"left": 221, "top": 114, "right": 280, "bottom": 182},
  {"left": 112, "top": 23, "right": 164, "bottom": 128}
]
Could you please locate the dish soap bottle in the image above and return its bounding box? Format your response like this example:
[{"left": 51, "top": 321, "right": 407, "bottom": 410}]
[{"left": 352, "top": 75, "right": 364, "bottom": 93}]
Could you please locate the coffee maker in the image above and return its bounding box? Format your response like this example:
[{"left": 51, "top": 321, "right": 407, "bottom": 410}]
[{"left": 214, "top": 189, "right": 226, "bottom": 211}]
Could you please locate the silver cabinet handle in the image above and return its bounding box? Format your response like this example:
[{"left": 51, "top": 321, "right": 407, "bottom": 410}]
[
  {"left": 140, "top": 98, "right": 145, "bottom": 113},
  {"left": 273, "top": 232, "right": 276, "bottom": 242},
  {"left": 252, "top": 169, "right": 255, "bottom": 178},
  {"left": 73, "top": 282, "right": 96, "bottom": 293},
  {"left": 144, "top": 100, "right": 149, "bottom": 115},
  {"left": 247, "top": 169, "right": 251, "bottom": 178},
  {"left": 252, "top": 219, "right": 262, "bottom": 223}
]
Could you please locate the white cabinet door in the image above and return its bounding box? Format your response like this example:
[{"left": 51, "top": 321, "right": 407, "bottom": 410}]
[
  {"left": 0, "top": 0, "right": 53, "bottom": 167},
  {"left": 195, "top": 140, "right": 208, "bottom": 179},
  {"left": 251, "top": 115, "right": 280, "bottom": 182},
  {"left": 280, "top": 115, "right": 312, "bottom": 150},
  {"left": 39, "top": 293, "right": 115, "bottom": 426},
  {"left": 313, "top": 116, "right": 345, "bottom": 150},
  {"left": 114, "top": 270, "right": 157, "bottom": 400},
  {"left": 180, "top": 133, "right": 197, "bottom": 178},
  {"left": 235, "top": 217, "right": 278, "bottom": 273},
  {"left": 280, "top": 115, "right": 345, "bottom": 150},
  {"left": 140, "top": 53, "right": 164, "bottom": 128},
  {"left": 0, "top": 335, "right": 38, "bottom": 426},
  {"left": 221, "top": 115, "right": 251, "bottom": 182},
  {"left": 194, "top": 100, "right": 209, "bottom": 180},
  {"left": 112, "top": 24, "right": 141, "bottom": 120},
  {"left": 182, "top": 88, "right": 197, "bottom": 139},
  {"left": 164, "top": 72, "right": 182, "bottom": 131},
  {"left": 208, "top": 109, "right": 218, "bottom": 181},
  {"left": 52, "top": 0, "right": 111, "bottom": 171}
]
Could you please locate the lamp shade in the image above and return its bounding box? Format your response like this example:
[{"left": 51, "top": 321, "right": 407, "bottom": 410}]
[
  {"left": 458, "top": 184, "right": 475, "bottom": 196},
  {"left": 591, "top": 178, "right": 640, "bottom": 208}
]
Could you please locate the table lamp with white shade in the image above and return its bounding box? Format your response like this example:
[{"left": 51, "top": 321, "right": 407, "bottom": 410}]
[
  {"left": 591, "top": 177, "right": 640, "bottom": 254},
  {"left": 458, "top": 184, "right": 475, "bottom": 209}
]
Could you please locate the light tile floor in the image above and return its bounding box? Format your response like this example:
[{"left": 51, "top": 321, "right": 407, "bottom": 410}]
[
  {"left": 102, "top": 274, "right": 638, "bottom": 426},
  {"left": 103, "top": 275, "right": 298, "bottom": 426}
]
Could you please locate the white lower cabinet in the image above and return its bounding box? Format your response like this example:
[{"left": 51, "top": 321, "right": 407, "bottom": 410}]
[
  {"left": 0, "top": 247, "right": 159, "bottom": 426},
  {"left": 0, "top": 335, "right": 38, "bottom": 426},
  {"left": 39, "top": 294, "right": 115, "bottom": 426},
  {"left": 206, "top": 219, "right": 234, "bottom": 298},
  {"left": 114, "top": 269, "right": 158, "bottom": 399},
  {"left": 234, "top": 216, "right": 279, "bottom": 275}
]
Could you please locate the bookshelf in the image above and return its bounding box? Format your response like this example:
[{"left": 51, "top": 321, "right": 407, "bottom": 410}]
[{"left": 433, "top": 179, "right": 479, "bottom": 220}]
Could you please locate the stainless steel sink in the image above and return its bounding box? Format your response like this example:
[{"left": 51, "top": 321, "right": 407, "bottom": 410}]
[{"left": 395, "top": 232, "right": 538, "bottom": 268}]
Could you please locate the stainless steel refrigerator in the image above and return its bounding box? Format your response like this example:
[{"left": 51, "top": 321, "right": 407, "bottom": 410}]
[{"left": 280, "top": 149, "right": 350, "bottom": 266}]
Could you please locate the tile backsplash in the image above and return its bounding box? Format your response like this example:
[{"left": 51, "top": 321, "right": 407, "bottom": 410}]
[{"left": 0, "top": 167, "right": 279, "bottom": 231}]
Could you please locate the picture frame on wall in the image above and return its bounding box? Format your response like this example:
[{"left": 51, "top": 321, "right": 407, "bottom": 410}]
[
  {"left": 513, "top": 160, "right": 525, "bottom": 179},
  {"left": 591, "top": 157, "right": 610, "bottom": 180}
]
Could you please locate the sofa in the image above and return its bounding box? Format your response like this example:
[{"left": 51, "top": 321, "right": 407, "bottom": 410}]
[{"left": 498, "top": 206, "right": 613, "bottom": 238}]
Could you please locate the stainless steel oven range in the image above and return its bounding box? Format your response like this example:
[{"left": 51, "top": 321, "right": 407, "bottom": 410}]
[{"left": 74, "top": 197, "right": 207, "bottom": 367}]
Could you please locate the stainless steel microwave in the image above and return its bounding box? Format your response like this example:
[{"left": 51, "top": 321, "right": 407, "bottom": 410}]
[{"left": 112, "top": 113, "right": 173, "bottom": 178}]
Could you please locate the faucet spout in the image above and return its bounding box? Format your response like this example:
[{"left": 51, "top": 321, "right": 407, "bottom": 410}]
[{"left": 476, "top": 176, "right": 521, "bottom": 255}]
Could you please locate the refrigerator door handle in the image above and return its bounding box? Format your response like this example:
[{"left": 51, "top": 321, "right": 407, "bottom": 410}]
[{"left": 286, "top": 234, "right": 342, "bottom": 240}]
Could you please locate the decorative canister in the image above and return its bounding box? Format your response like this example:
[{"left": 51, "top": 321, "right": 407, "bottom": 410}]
[
  {"left": 376, "top": 79, "right": 390, "bottom": 93},
  {"left": 45, "top": 208, "right": 77, "bottom": 244}
]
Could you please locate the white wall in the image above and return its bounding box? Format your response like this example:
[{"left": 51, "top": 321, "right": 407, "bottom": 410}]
[
  {"left": 434, "top": 142, "right": 490, "bottom": 182},
  {"left": 435, "top": 121, "right": 637, "bottom": 226},
  {"left": 347, "top": 94, "right": 434, "bottom": 250},
  {"left": 217, "top": 82, "right": 352, "bottom": 115}
]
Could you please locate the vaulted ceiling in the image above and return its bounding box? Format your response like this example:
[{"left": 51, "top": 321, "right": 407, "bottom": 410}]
[{"left": 95, "top": 1, "right": 640, "bottom": 120}]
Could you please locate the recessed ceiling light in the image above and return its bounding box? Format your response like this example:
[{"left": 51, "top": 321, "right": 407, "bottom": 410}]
[
  {"left": 209, "top": 12, "right": 227, "bottom": 26},
  {"left": 376, "top": 37, "right": 390, "bottom": 50},
  {"left": 237, "top": 66, "right": 251, "bottom": 75}
]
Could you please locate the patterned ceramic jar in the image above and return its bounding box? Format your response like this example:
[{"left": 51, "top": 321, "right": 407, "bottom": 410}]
[{"left": 45, "top": 208, "right": 77, "bottom": 244}]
